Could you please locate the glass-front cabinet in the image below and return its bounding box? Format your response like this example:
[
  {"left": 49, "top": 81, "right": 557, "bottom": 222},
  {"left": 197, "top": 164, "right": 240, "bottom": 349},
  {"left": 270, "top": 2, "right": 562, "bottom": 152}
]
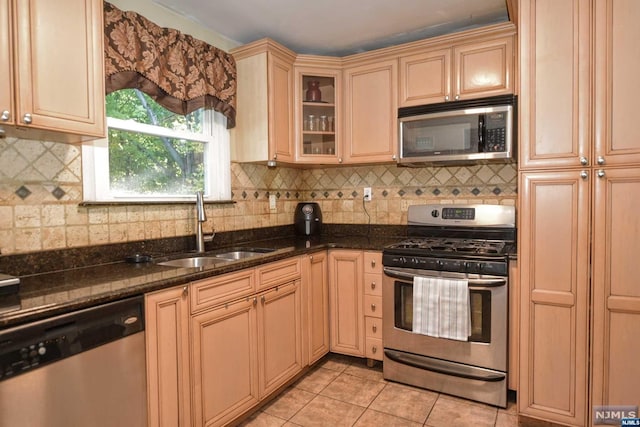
[{"left": 295, "top": 66, "right": 341, "bottom": 164}]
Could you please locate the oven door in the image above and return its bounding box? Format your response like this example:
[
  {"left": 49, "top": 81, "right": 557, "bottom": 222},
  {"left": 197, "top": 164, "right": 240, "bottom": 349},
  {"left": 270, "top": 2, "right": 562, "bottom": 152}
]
[{"left": 382, "top": 266, "right": 507, "bottom": 372}]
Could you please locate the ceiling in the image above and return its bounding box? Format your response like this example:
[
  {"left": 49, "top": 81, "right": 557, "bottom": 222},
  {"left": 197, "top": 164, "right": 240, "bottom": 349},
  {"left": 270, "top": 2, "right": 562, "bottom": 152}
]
[{"left": 152, "top": 0, "right": 510, "bottom": 56}]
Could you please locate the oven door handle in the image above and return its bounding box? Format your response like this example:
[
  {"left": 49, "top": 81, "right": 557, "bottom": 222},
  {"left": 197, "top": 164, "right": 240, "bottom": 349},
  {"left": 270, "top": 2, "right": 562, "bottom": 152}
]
[
  {"left": 383, "top": 267, "right": 506, "bottom": 287},
  {"left": 384, "top": 349, "right": 506, "bottom": 382}
]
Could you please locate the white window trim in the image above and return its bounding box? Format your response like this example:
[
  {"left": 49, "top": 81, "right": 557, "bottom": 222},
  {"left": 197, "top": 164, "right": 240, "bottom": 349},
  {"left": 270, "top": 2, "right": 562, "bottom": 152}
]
[{"left": 82, "top": 110, "right": 231, "bottom": 203}]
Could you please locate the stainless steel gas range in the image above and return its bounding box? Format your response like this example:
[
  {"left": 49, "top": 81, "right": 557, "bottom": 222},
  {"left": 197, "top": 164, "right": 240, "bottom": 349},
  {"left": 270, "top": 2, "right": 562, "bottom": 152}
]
[{"left": 382, "top": 204, "right": 515, "bottom": 408}]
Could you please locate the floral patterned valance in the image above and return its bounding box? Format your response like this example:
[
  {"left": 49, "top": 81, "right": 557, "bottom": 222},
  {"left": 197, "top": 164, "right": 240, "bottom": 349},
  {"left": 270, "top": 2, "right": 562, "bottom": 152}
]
[{"left": 103, "top": 2, "right": 236, "bottom": 128}]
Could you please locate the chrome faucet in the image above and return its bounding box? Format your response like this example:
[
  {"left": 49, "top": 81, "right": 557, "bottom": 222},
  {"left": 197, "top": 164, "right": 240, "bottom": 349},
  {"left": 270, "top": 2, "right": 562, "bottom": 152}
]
[{"left": 195, "top": 191, "right": 213, "bottom": 253}]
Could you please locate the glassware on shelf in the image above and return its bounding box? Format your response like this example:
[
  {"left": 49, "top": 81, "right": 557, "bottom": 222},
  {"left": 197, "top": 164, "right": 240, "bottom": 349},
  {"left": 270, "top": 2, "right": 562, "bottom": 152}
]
[
  {"left": 320, "top": 116, "right": 329, "bottom": 132},
  {"left": 328, "top": 116, "right": 335, "bottom": 132},
  {"left": 306, "top": 80, "right": 322, "bottom": 102},
  {"left": 307, "top": 115, "right": 317, "bottom": 131}
]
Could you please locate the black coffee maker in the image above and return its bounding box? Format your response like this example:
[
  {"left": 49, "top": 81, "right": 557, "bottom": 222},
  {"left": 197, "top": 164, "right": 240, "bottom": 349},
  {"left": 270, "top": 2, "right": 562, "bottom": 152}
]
[{"left": 294, "top": 202, "right": 322, "bottom": 236}]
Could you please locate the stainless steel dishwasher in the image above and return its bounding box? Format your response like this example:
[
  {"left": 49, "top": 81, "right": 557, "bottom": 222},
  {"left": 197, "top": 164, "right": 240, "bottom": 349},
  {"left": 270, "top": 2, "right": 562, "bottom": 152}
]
[{"left": 0, "top": 296, "right": 147, "bottom": 426}]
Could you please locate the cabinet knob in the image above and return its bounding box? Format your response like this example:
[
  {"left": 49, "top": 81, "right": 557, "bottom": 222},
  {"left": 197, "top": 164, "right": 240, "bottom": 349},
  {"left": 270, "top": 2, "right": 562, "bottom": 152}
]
[
  {"left": 371, "top": 282, "right": 376, "bottom": 290},
  {"left": 597, "top": 169, "right": 606, "bottom": 178},
  {"left": 579, "top": 156, "right": 588, "bottom": 165},
  {"left": 338, "top": 158, "right": 343, "bottom": 163},
  {"left": 597, "top": 156, "right": 605, "bottom": 165},
  {"left": 371, "top": 303, "right": 376, "bottom": 311},
  {"left": 372, "top": 346, "right": 377, "bottom": 354},
  {"left": 261, "top": 295, "right": 266, "bottom": 304},
  {"left": 444, "top": 95, "right": 450, "bottom": 101},
  {"left": 23, "top": 113, "right": 32, "bottom": 124},
  {"left": 310, "top": 255, "right": 313, "bottom": 261},
  {"left": 372, "top": 324, "right": 377, "bottom": 333},
  {"left": 371, "top": 260, "right": 376, "bottom": 268},
  {"left": 392, "top": 154, "right": 397, "bottom": 160},
  {"left": 182, "top": 286, "right": 188, "bottom": 297},
  {"left": 580, "top": 170, "right": 588, "bottom": 180},
  {"left": 253, "top": 297, "right": 258, "bottom": 306},
  {"left": 1, "top": 110, "right": 9, "bottom": 121},
  {"left": 455, "top": 94, "right": 460, "bottom": 100}
]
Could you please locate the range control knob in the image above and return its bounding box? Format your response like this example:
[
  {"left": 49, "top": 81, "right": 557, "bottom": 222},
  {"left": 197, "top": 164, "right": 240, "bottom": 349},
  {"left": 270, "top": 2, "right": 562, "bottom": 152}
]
[
  {"left": 431, "top": 209, "right": 440, "bottom": 218},
  {"left": 436, "top": 260, "right": 444, "bottom": 269}
]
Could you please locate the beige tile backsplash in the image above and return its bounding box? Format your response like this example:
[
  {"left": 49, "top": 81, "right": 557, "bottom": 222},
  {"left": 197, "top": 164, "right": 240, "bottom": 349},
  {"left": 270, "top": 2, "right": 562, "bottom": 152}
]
[{"left": 0, "top": 137, "right": 516, "bottom": 255}]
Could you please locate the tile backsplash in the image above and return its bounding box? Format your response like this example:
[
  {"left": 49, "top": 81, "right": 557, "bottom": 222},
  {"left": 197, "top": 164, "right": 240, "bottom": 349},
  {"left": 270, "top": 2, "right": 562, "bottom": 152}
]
[{"left": 0, "top": 138, "right": 516, "bottom": 255}]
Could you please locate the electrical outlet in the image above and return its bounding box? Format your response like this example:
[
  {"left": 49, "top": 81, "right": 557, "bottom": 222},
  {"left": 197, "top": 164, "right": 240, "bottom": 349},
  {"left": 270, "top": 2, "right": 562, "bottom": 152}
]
[
  {"left": 363, "top": 187, "right": 372, "bottom": 201},
  {"left": 269, "top": 194, "right": 277, "bottom": 211}
]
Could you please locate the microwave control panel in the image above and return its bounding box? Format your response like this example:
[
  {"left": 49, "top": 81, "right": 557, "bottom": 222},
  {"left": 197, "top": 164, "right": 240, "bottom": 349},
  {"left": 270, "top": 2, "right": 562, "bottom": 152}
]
[{"left": 484, "top": 112, "right": 507, "bottom": 152}]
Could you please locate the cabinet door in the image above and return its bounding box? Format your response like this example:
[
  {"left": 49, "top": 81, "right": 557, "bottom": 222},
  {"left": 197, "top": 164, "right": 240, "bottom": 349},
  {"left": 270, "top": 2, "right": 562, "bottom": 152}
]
[
  {"left": 518, "top": 171, "right": 590, "bottom": 426},
  {"left": 257, "top": 280, "right": 303, "bottom": 398},
  {"left": 594, "top": 0, "right": 640, "bottom": 166},
  {"left": 191, "top": 299, "right": 259, "bottom": 427},
  {"left": 328, "top": 249, "right": 364, "bottom": 356},
  {"left": 591, "top": 167, "right": 640, "bottom": 414},
  {"left": 453, "top": 37, "right": 513, "bottom": 101},
  {"left": 398, "top": 48, "right": 451, "bottom": 107},
  {"left": 519, "top": 0, "right": 592, "bottom": 169},
  {"left": 145, "top": 286, "right": 191, "bottom": 427},
  {"left": 302, "top": 252, "right": 330, "bottom": 365},
  {"left": 0, "top": 0, "right": 14, "bottom": 126},
  {"left": 343, "top": 60, "right": 397, "bottom": 163},
  {"left": 14, "top": 0, "right": 104, "bottom": 137},
  {"left": 268, "top": 52, "right": 294, "bottom": 163}
]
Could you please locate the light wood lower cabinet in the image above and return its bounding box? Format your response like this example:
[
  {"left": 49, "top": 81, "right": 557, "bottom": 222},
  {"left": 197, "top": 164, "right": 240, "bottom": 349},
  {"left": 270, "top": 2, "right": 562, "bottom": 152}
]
[
  {"left": 145, "top": 285, "right": 191, "bottom": 427},
  {"left": 329, "top": 249, "right": 364, "bottom": 356},
  {"left": 191, "top": 297, "right": 258, "bottom": 427},
  {"left": 363, "top": 251, "right": 383, "bottom": 361},
  {"left": 302, "top": 251, "right": 330, "bottom": 365}
]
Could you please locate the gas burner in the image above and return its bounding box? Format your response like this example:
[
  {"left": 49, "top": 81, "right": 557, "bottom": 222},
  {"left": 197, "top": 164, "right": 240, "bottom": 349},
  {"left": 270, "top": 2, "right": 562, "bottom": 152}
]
[{"left": 387, "top": 238, "right": 507, "bottom": 256}]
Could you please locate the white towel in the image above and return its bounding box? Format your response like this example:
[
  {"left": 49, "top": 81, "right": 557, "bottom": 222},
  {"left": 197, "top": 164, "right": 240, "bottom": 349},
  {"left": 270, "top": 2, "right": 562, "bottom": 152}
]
[
  {"left": 412, "top": 276, "right": 440, "bottom": 337},
  {"left": 412, "top": 276, "right": 470, "bottom": 341},
  {"left": 438, "top": 278, "right": 471, "bottom": 341}
]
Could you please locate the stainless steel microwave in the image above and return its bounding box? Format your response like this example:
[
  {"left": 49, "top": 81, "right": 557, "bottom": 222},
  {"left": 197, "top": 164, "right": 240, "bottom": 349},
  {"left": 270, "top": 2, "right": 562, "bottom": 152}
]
[{"left": 398, "top": 95, "right": 516, "bottom": 165}]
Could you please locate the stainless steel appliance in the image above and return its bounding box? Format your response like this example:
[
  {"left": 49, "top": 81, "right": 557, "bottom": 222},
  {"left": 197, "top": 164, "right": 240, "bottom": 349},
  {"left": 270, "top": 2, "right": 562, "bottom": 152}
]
[
  {"left": 0, "top": 296, "right": 147, "bottom": 426},
  {"left": 382, "top": 204, "right": 515, "bottom": 408},
  {"left": 398, "top": 95, "right": 516, "bottom": 165},
  {"left": 294, "top": 202, "right": 323, "bottom": 236}
]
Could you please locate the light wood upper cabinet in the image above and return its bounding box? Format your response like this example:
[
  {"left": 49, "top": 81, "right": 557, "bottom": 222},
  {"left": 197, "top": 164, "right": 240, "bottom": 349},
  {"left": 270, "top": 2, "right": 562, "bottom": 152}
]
[
  {"left": 519, "top": 0, "right": 592, "bottom": 169},
  {"left": 230, "top": 39, "right": 295, "bottom": 164},
  {"left": 0, "top": 0, "right": 13, "bottom": 129},
  {"left": 0, "top": 0, "right": 105, "bottom": 142},
  {"left": 294, "top": 64, "right": 342, "bottom": 164},
  {"left": 328, "top": 249, "right": 364, "bottom": 356},
  {"left": 302, "top": 251, "right": 330, "bottom": 365},
  {"left": 518, "top": 170, "right": 590, "bottom": 426},
  {"left": 399, "top": 36, "right": 514, "bottom": 107},
  {"left": 145, "top": 286, "right": 191, "bottom": 427},
  {"left": 594, "top": 0, "right": 640, "bottom": 166},
  {"left": 591, "top": 167, "right": 640, "bottom": 414},
  {"left": 343, "top": 59, "right": 398, "bottom": 164}
]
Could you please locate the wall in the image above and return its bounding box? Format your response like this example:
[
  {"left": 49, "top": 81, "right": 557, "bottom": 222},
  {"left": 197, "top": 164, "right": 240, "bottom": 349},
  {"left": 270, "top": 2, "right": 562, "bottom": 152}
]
[{"left": 0, "top": 137, "right": 516, "bottom": 255}]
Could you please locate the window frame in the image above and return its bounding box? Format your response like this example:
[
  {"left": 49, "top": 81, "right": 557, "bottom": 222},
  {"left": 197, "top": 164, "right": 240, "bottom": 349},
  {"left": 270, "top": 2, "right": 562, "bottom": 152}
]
[{"left": 82, "top": 106, "right": 231, "bottom": 203}]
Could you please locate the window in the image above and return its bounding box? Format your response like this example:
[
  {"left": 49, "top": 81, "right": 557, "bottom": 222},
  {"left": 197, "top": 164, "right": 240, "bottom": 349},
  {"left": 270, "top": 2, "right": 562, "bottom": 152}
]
[{"left": 83, "top": 89, "right": 231, "bottom": 202}]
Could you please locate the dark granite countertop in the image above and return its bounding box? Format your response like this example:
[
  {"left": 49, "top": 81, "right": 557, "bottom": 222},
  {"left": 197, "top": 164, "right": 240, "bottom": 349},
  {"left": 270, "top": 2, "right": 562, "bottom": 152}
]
[{"left": 0, "top": 234, "right": 399, "bottom": 329}]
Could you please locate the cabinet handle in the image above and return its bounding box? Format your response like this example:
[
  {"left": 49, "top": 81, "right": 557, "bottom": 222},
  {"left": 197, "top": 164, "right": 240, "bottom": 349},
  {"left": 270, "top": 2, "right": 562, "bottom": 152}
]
[
  {"left": 261, "top": 295, "right": 266, "bottom": 304},
  {"left": 338, "top": 158, "right": 343, "bottom": 163},
  {"left": 182, "top": 286, "right": 188, "bottom": 297},
  {"left": 579, "top": 156, "right": 588, "bottom": 165},
  {"left": 372, "top": 346, "right": 377, "bottom": 354},
  {"left": 23, "top": 113, "right": 32, "bottom": 124},
  {"left": 580, "top": 170, "right": 588, "bottom": 180},
  {"left": 392, "top": 154, "right": 397, "bottom": 160},
  {"left": 371, "top": 303, "right": 376, "bottom": 311},
  {"left": 371, "top": 260, "right": 376, "bottom": 268},
  {"left": 597, "top": 170, "right": 606, "bottom": 178},
  {"left": 445, "top": 95, "right": 450, "bottom": 101},
  {"left": 597, "top": 156, "right": 605, "bottom": 165},
  {"left": 371, "top": 282, "right": 376, "bottom": 290},
  {"left": 372, "top": 324, "right": 377, "bottom": 333},
  {"left": 455, "top": 94, "right": 460, "bottom": 100},
  {"left": 253, "top": 297, "right": 258, "bottom": 306},
  {"left": 1, "top": 110, "right": 9, "bottom": 121},
  {"left": 310, "top": 255, "right": 313, "bottom": 261}
]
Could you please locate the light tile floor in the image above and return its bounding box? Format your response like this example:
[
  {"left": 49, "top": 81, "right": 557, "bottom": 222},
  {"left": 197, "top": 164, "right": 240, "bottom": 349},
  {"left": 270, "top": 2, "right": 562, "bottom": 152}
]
[{"left": 239, "top": 354, "right": 518, "bottom": 427}]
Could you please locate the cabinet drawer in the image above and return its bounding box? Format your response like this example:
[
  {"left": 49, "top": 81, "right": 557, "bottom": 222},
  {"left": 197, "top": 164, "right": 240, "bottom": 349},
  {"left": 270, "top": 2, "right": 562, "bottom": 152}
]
[
  {"left": 364, "top": 273, "right": 382, "bottom": 296},
  {"left": 364, "top": 295, "right": 382, "bottom": 318},
  {"left": 365, "top": 316, "right": 382, "bottom": 339},
  {"left": 190, "top": 269, "right": 256, "bottom": 313},
  {"left": 363, "top": 251, "right": 382, "bottom": 274},
  {"left": 365, "top": 337, "right": 383, "bottom": 361},
  {"left": 257, "top": 257, "right": 301, "bottom": 291}
]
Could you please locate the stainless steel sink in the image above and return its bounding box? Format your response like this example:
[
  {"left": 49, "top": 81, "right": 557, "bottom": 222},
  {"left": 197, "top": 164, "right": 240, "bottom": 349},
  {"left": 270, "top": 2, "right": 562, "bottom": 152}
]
[
  {"left": 156, "top": 248, "right": 276, "bottom": 268},
  {"left": 214, "top": 248, "right": 276, "bottom": 261},
  {"left": 157, "top": 256, "right": 222, "bottom": 268}
]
